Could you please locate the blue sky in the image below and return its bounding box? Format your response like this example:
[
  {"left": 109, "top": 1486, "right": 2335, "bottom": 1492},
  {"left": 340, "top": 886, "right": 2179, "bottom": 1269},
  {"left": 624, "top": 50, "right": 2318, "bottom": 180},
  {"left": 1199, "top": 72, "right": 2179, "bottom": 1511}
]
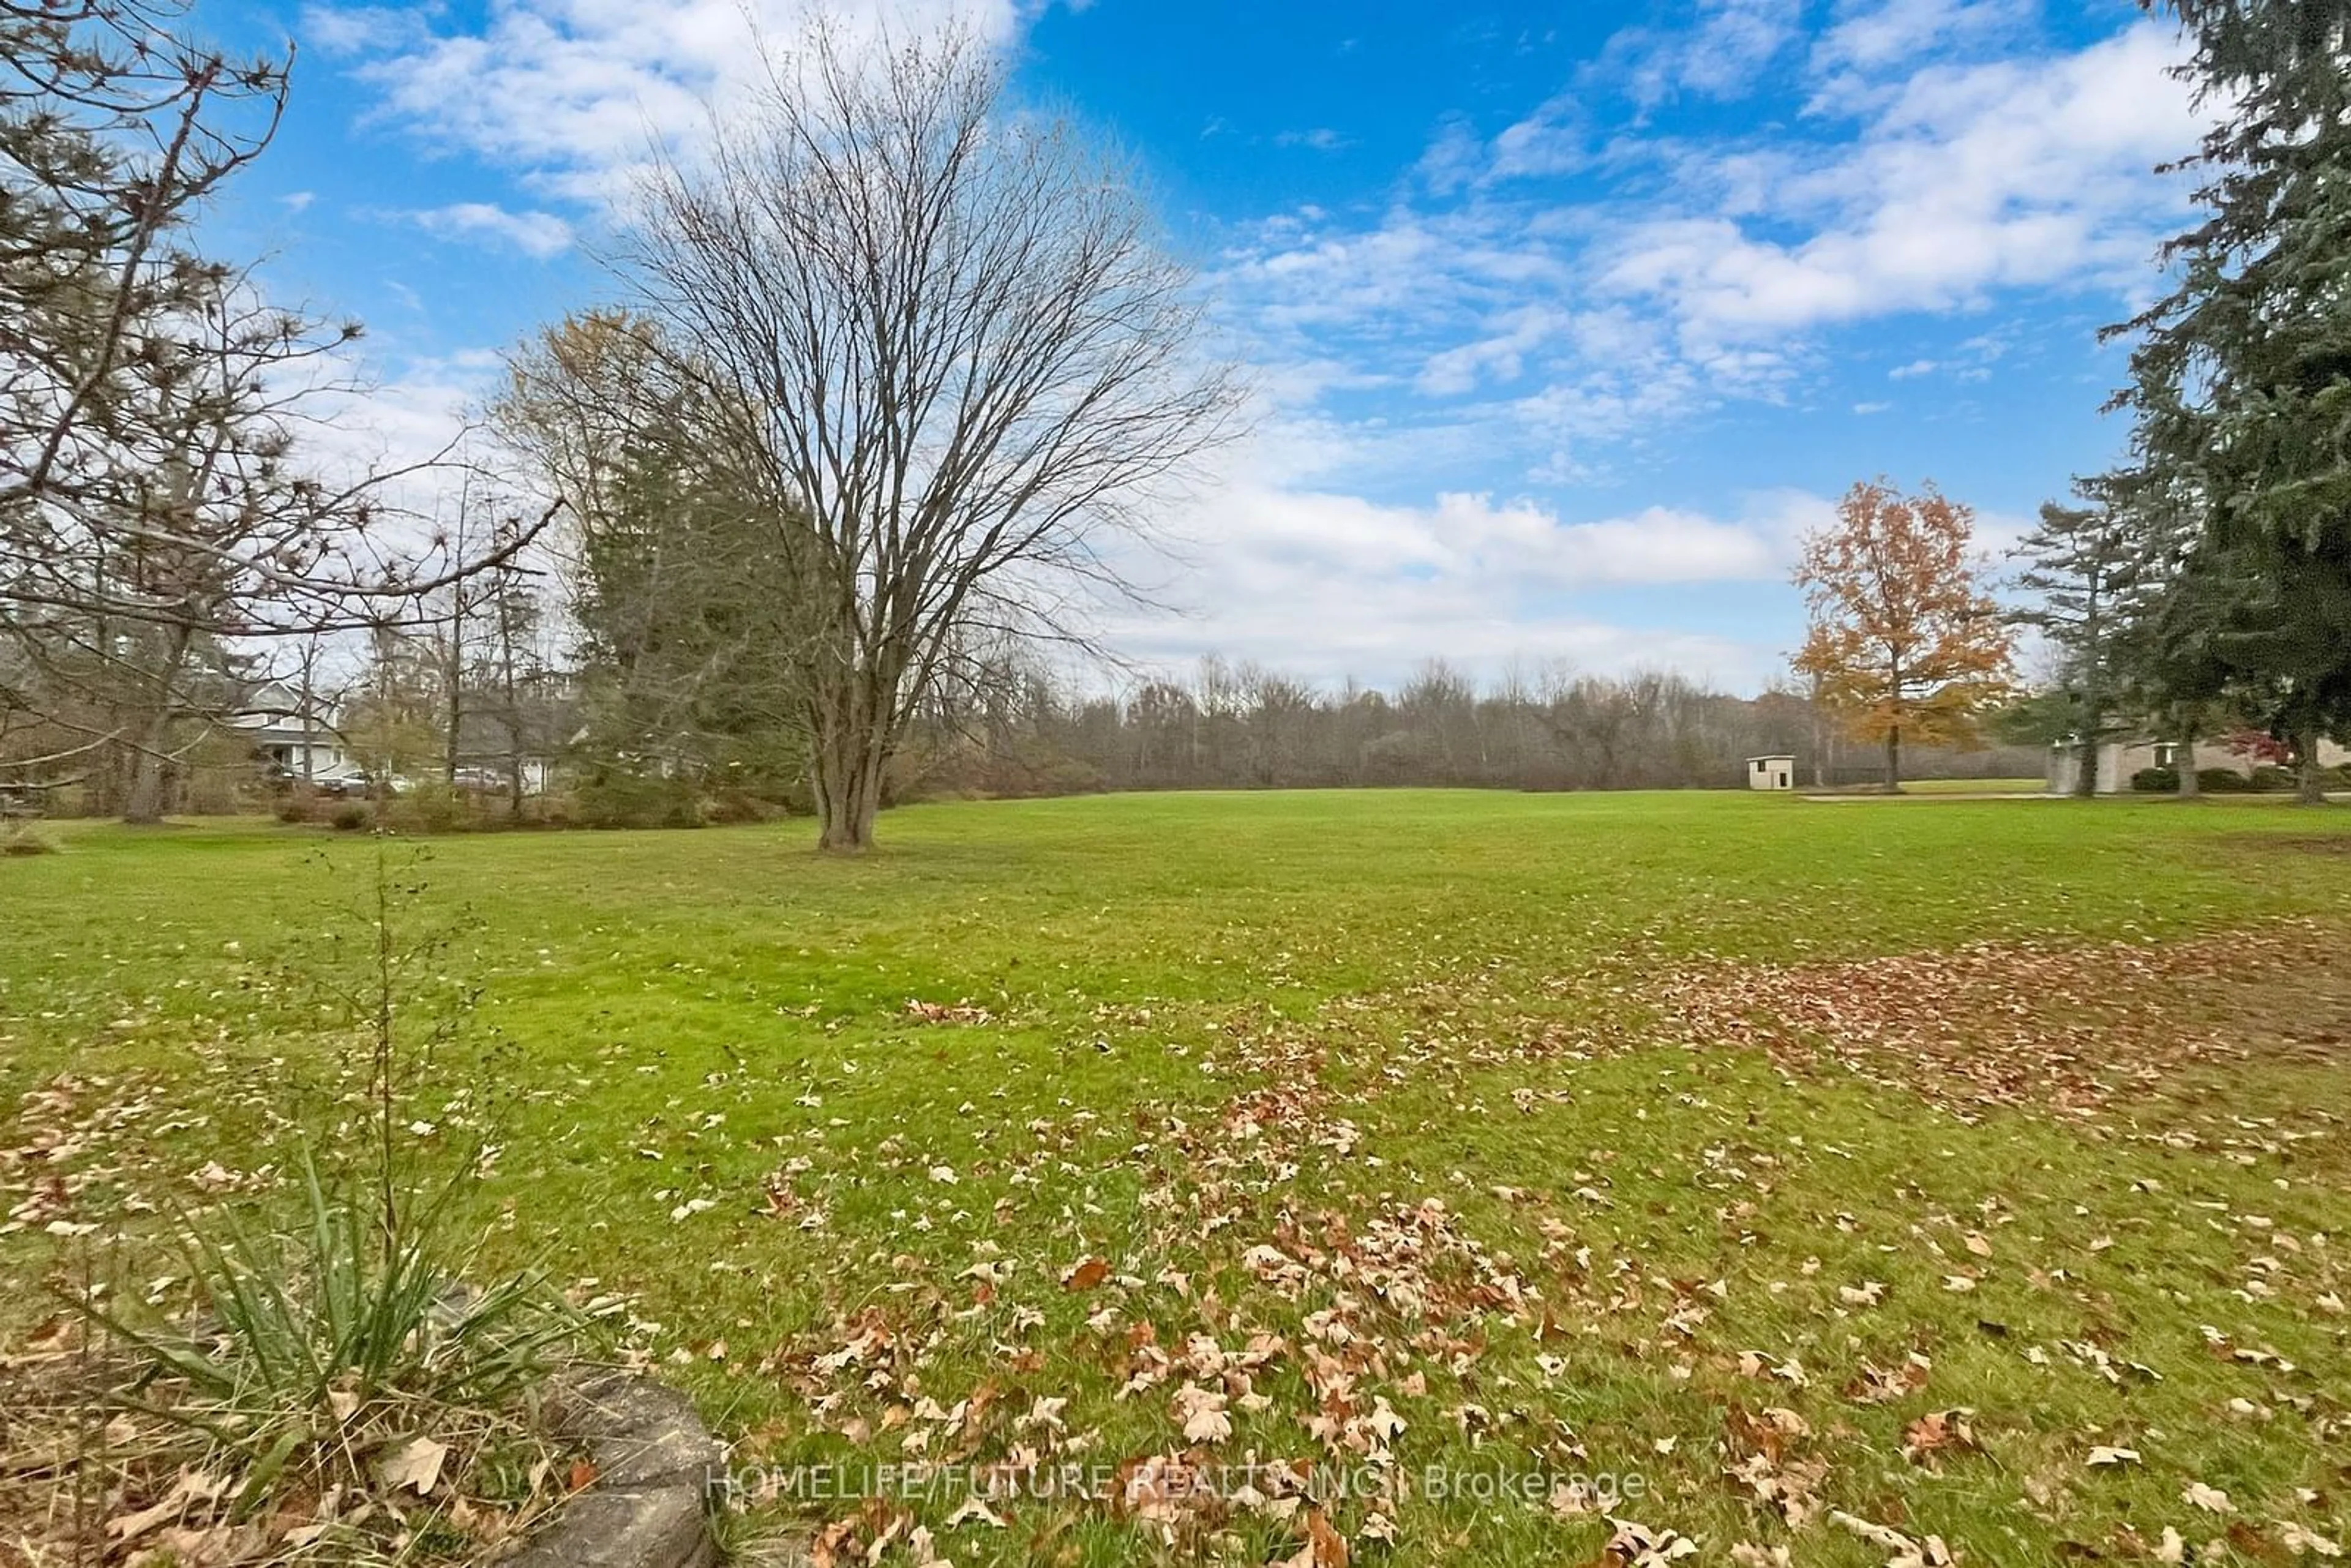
[{"left": 207, "top": 0, "right": 2204, "bottom": 691}]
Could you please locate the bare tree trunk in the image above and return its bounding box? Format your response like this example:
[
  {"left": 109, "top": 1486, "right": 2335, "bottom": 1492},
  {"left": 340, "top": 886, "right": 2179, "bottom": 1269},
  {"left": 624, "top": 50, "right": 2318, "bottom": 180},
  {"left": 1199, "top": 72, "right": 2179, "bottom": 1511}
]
[
  {"left": 1881, "top": 651, "right": 1903, "bottom": 793},
  {"left": 298, "top": 647, "right": 318, "bottom": 785},
  {"left": 2074, "top": 735, "right": 2099, "bottom": 798},
  {"left": 1808, "top": 673, "right": 1828, "bottom": 788},
  {"left": 2176, "top": 716, "right": 2199, "bottom": 799},
  {"left": 506, "top": 730, "right": 525, "bottom": 819},
  {"left": 121, "top": 625, "right": 194, "bottom": 825},
  {"left": 441, "top": 626, "right": 463, "bottom": 787},
  {"left": 502, "top": 648, "right": 524, "bottom": 821},
  {"left": 813, "top": 737, "right": 886, "bottom": 851},
  {"left": 121, "top": 706, "right": 176, "bottom": 823},
  {"left": 2296, "top": 727, "right": 2328, "bottom": 805},
  {"left": 810, "top": 665, "right": 897, "bottom": 852}
]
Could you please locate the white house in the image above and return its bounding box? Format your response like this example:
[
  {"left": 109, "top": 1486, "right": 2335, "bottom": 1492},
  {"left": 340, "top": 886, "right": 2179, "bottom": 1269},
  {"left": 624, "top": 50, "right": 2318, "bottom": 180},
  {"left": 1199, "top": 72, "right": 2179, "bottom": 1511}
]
[
  {"left": 2048, "top": 735, "right": 2350, "bottom": 794},
  {"left": 1745, "top": 754, "right": 1796, "bottom": 791},
  {"left": 229, "top": 681, "right": 359, "bottom": 785}
]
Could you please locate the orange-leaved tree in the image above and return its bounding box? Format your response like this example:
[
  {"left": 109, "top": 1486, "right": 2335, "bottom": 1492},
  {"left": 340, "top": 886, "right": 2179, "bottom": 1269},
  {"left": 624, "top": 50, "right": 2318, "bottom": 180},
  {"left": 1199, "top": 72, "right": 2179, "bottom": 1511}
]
[{"left": 1792, "top": 479, "right": 2015, "bottom": 792}]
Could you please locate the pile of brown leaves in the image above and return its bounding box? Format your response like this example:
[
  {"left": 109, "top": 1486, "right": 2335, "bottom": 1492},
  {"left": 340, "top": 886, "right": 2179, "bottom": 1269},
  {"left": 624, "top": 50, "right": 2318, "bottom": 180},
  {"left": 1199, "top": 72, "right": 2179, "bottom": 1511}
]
[
  {"left": 1656, "top": 919, "right": 2343, "bottom": 1118},
  {"left": 0, "top": 1315, "right": 579, "bottom": 1567}
]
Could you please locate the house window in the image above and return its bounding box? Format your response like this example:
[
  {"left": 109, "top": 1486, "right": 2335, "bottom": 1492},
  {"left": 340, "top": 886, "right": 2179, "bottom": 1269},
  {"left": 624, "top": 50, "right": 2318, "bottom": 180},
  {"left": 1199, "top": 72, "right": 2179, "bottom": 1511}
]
[{"left": 2153, "top": 743, "right": 2177, "bottom": 768}]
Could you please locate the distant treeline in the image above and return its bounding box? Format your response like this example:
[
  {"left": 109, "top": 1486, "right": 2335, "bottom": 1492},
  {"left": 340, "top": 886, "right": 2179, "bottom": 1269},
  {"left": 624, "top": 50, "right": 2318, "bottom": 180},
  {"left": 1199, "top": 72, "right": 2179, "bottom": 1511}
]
[{"left": 894, "top": 657, "right": 2043, "bottom": 800}]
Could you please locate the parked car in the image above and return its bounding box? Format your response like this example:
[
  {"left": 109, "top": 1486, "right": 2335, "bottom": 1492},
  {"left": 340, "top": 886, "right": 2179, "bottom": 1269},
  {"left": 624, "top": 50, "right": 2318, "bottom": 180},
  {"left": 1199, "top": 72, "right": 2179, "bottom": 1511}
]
[{"left": 307, "top": 768, "right": 406, "bottom": 798}]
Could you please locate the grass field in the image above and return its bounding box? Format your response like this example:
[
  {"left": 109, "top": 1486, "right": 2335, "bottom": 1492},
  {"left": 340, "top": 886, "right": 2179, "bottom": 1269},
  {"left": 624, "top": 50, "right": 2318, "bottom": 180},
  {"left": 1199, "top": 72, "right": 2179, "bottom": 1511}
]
[{"left": 5, "top": 790, "right": 2350, "bottom": 1566}]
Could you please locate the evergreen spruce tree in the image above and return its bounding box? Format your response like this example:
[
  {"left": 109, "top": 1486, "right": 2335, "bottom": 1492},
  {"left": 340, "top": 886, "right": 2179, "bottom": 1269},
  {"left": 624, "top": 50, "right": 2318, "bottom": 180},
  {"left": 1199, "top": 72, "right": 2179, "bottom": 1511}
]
[
  {"left": 2012, "top": 487, "right": 2142, "bottom": 795},
  {"left": 2112, "top": 0, "right": 2351, "bottom": 803}
]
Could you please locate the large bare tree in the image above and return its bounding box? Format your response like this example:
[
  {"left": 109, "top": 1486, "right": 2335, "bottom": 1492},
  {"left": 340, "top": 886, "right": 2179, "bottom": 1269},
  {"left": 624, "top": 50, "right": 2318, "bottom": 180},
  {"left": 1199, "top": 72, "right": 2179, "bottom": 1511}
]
[{"left": 620, "top": 21, "right": 1239, "bottom": 850}]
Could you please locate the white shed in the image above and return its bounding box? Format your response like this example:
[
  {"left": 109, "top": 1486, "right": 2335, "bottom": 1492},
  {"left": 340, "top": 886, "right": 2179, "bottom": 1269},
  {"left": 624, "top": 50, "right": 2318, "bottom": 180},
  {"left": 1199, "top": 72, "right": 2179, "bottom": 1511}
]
[{"left": 1745, "top": 754, "right": 1795, "bottom": 791}]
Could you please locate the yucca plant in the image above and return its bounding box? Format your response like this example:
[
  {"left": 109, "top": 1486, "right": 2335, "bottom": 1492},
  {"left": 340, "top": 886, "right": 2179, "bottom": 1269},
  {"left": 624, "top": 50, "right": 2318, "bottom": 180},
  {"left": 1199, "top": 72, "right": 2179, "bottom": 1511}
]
[
  {"left": 91, "top": 1153, "right": 580, "bottom": 1505},
  {"left": 72, "top": 837, "right": 585, "bottom": 1539}
]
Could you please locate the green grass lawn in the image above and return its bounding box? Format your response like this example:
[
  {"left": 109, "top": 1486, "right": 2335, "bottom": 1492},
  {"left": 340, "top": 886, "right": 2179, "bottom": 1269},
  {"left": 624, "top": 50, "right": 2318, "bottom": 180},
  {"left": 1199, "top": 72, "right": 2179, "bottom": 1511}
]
[{"left": 5, "top": 790, "right": 2350, "bottom": 1565}]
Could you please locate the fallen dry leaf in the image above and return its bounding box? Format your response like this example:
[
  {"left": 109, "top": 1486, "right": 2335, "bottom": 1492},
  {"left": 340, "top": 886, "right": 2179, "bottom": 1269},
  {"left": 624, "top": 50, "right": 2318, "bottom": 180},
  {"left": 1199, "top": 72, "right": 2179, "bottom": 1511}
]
[
  {"left": 943, "top": 1497, "right": 1007, "bottom": 1529},
  {"left": 1902, "top": 1409, "right": 1976, "bottom": 1465},
  {"left": 377, "top": 1435, "right": 448, "bottom": 1497}
]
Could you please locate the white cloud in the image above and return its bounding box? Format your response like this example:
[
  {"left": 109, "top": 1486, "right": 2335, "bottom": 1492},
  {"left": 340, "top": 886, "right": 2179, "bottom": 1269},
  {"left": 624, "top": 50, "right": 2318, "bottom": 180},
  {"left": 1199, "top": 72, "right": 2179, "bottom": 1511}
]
[
  {"left": 1482, "top": 92, "right": 1591, "bottom": 184},
  {"left": 1812, "top": 0, "right": 2032, "bottom": 77},
  {"left": 301, "top": 4, "right": 427, "bottom": 55},
  {"left": 1415, "top": 306, "right": 1564, "bottom": 396},
  {"left": 1109, "top": 475, "right": 1788, "bottom": 686},
  {"left": 1215, "top": 19, "right": 2198, "bottom": 497},
  {"left": 1676, "top": 0, "right": 1807, "bottom": 99},
  {"left": 408, "top": 202, "right": 577, "bottom": 258},
  {"left": 1216, "top": 211, "right": 1651, "bottom": 442},
  {"left": 1233, "top": 486, "right": 1788, "bottom": 589},
  {"left": 1417, "top": 116, "right": 1489, "bottom": 195},
  {"left": 307, "top": 0, "right": 1026, "bottom": 197},
  {"left": 1104, "top": 479, "right": 1796, "bottom": 686},
  {"left": 1089, "top": 420, "right": 1829, "bottom": 687},
  {"left": 1591, "top": 0, "right": 1807, "bottom": 109},
  {"left": 1602, "top": 24, "right": 2198, "bottom": 344},
  {"left": 287, "top": 345, "right": 506, "bottom": 501},
  {"left": 1971, "top": 505, "right": 2037, "bottom": 561}
]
